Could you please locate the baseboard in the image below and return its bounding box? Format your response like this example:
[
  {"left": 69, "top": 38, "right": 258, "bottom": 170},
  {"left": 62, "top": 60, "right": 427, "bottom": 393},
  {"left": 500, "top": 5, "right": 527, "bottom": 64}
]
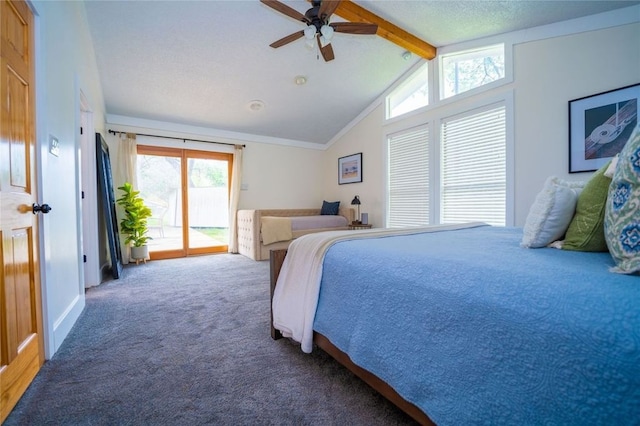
[{"left": 50, "top": 294, "right": 85, "bottom": 357}]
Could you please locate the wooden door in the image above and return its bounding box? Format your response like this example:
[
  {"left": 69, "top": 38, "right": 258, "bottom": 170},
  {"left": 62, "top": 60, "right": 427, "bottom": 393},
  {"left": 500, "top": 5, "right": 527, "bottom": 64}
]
[{"left": 0, "top": 0, "right": 44, "bottom": 422}]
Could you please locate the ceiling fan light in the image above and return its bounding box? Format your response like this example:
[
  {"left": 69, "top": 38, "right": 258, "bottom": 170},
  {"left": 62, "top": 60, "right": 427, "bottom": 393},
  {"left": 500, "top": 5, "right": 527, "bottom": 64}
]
[
  {"left": 305, "top": 38, "right": 315, "bottom": 49},
  {"left": 319, "top": 36, "right": 330, "bottom": 48},
  {"left": 320, "top": 24, "right": 334, "bottom": 41},
  {"left": 304, "top": 26, "right": 316, "bottom": 40}
]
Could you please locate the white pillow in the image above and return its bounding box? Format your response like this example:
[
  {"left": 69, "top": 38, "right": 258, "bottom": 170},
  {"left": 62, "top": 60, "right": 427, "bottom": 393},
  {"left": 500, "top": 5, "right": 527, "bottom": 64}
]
[
  {"left": 521, "top": 177, "right": 585, "bottom": 248},
  {"left": 604, "top": 154, "right": 619, "bottom": 178}
]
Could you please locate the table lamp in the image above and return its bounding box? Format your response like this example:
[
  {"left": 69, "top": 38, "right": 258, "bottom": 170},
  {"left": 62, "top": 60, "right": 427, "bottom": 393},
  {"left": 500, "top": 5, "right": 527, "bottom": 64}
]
[{"left": 351, "top": 195, "right": 361, "bottom": 224}]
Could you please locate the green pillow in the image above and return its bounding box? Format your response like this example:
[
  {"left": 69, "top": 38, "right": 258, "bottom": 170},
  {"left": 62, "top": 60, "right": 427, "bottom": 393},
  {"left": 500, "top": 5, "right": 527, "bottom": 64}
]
[
  {"left": 604, "top": 124, "right": 640, "bottom": 274},
  {"left": 563, "top": 160, "right": 612, "bottom": 252}
]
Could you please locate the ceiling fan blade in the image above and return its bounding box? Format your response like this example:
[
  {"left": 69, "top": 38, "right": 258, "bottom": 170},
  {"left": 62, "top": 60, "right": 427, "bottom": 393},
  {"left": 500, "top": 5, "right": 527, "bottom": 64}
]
[
  {"left": 331, "top": 22, "right": 378, "bottom": 35},
  {"left": 260, "top": 0, "right": 309, "bottom": 23},
  {"left": 317, "top": 36, "right": 335, "bottom": 62},
  {"left": 318, "top": 0, "right": 341, "bottom": 20},
  {"left": 270, "top": 30, "right": 305, "bottom": 48}
]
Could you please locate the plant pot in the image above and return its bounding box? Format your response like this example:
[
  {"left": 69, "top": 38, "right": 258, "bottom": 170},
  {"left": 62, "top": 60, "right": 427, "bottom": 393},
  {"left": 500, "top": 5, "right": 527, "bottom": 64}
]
[{"left": 130, "top": 245, "right": 149, "bottom": 262}]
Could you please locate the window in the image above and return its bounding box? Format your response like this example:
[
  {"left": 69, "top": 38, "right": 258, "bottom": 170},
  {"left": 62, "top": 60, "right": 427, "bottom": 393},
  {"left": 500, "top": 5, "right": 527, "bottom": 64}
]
[
  {"left": 387, "top": 63, "right": 429, "bottom": 119},
  {"left": 440, "top": 44, "right": 504, "bottom": 99},
  {"left": 386, "top": 105, "right": 507, "bottom": 228},
  {"left": 387, "top": 126, "right": 429, "bottom": 227},
  {"left": 385, "top": 42, "right": 510, "bottom": 227},
  {"left": 441, "top": 105, "right": 506, "bottom": 226}
]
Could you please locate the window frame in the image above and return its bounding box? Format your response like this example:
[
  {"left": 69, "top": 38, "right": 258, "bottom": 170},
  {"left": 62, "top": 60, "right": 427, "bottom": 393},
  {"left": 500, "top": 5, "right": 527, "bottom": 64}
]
[
  {"left": 438, "top": 43, "right": 506, "bottom": 101},
  {"left": 384, "top": 91, "right": 514, "bottom": 228},
  {"left": 384, "top": 40, "right": 513, "bottom": 123},
  {"left": 386, "top": 62, "right": 430, "bottom": 120},
  {"left": 382, "top": 39, "right": 514, "bottom": 227}
]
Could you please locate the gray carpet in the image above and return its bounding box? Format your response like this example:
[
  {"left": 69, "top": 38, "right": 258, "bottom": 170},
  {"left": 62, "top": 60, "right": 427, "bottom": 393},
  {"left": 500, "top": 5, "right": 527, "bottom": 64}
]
[{"left": 5, "top": 253, "right": 416, "bottom": 425}]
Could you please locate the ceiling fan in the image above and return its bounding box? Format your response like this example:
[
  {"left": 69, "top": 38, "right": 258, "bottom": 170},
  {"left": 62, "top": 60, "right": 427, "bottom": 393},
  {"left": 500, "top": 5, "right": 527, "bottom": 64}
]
[{"left": 260, "top": 0, "right": 378, "bottom": 62}]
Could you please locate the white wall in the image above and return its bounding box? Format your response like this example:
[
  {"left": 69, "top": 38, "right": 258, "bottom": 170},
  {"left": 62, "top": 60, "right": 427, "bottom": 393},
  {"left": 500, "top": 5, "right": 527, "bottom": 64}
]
[
  {"left": 239, "top": 141, "right": 325, "bottom": 209},
  {"left": 34, "top": 0, "right": 105, "bottom": 357},
  {"left": 323, "top": 104, "right": 386, "bottom": 226},
  {"left": 104, "top": 120, "right": 326, "bottom": 211},
  {"left": 323, "top": 21, "right": 640, "bottom": 227},
  {"left": 513, "top": 23, "right": 640, "bottom": 223}
]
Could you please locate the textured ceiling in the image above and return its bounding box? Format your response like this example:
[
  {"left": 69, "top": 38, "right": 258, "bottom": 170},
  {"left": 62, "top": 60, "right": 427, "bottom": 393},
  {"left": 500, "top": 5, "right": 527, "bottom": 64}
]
[{"left": 84, "top": 0, "right": 639, "bottom": 145}]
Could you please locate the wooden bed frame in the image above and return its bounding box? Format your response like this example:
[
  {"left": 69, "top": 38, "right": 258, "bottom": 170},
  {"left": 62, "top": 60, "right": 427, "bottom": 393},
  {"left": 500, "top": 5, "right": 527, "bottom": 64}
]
[{"left": 269, "top": 249, "right": 435, "bottom": 426}]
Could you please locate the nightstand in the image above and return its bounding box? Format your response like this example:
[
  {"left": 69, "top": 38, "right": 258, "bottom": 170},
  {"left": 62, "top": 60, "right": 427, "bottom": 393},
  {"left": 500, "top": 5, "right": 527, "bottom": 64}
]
[{"left": 348, "top": 223, "right": 372, "bottom": 230}]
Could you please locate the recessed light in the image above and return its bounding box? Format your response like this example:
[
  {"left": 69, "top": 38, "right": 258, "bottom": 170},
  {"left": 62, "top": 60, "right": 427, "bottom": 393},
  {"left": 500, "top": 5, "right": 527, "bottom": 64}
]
[
  {"left": 247, "top": 100, "right": 265, "bottom": 112},
  {"left": 294, "top": 75, "right": 307, "bottom": 86}
]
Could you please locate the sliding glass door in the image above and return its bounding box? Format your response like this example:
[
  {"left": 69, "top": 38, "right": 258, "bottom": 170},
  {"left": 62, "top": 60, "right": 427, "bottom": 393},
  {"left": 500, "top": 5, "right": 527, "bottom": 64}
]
[{"left": 137, "top": 145, "right": 232, "bottom": 259}]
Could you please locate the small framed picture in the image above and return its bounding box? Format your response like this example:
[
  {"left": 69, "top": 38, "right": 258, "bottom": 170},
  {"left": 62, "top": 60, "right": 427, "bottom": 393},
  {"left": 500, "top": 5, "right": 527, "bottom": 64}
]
[
  {"left": 338, "top": 152, "right": 362, "bottom": 185},
  {"left": 569, "top": 83, "right": 639, "bottom": 173}
]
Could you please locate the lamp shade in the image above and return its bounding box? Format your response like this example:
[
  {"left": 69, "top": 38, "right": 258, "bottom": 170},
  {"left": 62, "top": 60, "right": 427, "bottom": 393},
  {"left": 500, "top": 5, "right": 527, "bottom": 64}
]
[
  {"left": 304, "top": 25, "right": 316, "bottom": 39},
  {"left": 320, "top": 24, "right": 334, "bottom": 41},
  {"left": 320, "top": 25, "right": 334, "bottom": 47}
]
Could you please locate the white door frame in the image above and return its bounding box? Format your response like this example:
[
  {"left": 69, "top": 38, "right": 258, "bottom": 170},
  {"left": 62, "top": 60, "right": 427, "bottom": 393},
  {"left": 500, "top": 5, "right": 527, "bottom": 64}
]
[{"left": 79, "top": 91, "right": 100, "bottom": 288}]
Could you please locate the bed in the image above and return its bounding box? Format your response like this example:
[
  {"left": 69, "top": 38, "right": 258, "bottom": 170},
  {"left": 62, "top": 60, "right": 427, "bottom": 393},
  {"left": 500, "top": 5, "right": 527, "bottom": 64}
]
[
  {"left": 236, "top": 207, "right": 354, "bottom": 260},
  {"left": 270, "top": 223, "right": 640, "bottom": 425}
]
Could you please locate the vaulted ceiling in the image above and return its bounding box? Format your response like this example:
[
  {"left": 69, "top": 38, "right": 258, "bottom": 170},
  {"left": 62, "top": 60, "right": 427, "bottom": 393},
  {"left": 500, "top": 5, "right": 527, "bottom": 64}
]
[{"left": 84, "top": 0, "right": 639, "bottom": 145}]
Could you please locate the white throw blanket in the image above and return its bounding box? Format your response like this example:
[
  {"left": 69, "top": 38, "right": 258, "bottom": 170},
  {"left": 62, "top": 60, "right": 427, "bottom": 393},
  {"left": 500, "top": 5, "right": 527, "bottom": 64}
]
[{"left": 272, "top": 222, "right": 486, "bottom": 353}]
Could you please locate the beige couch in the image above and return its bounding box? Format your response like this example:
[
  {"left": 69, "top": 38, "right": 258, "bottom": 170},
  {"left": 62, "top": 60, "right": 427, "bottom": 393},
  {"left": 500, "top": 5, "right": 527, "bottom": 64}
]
[{"left": 237, "top": 208, "right": 355, "bottom": 260}]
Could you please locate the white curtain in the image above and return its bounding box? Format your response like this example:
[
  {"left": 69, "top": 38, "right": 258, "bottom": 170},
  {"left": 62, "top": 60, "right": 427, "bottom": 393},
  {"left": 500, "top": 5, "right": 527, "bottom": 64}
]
[
  {"left": 116, "top": 132, "right": 137, "bottom": 263},
  {"left": 228, "top": 145, "right": 244, "bottom": 253},
  {"left": 117, "top": 132, "right": 138, "bottom": 189}
]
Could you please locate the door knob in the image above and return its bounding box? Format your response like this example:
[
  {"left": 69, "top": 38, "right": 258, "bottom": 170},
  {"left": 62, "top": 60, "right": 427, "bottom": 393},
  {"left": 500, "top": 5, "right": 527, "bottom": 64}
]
[{"left": 32, "top": 203, "right": 52, "bottom": 214}]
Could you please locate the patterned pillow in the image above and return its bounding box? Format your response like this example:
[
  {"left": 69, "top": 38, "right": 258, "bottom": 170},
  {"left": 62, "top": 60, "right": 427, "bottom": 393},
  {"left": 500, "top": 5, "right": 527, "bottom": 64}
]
[
  {"left": 320, "top": 200, "right": 340, "bottom": 215},
  {"left": 604, "top": 124, "right": 640, "bottom": 274},
  {"left": 521, "top": 177, "right": 585, "bottom": 248},
  {"left": 563, "top": 161, "right": 612, "bottom": 252}
]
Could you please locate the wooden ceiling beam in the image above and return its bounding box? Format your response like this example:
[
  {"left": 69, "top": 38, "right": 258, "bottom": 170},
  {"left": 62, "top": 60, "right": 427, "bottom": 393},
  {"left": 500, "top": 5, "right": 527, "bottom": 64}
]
[{"left": 333, "top": 0, "right": 437, "bottom": 60}]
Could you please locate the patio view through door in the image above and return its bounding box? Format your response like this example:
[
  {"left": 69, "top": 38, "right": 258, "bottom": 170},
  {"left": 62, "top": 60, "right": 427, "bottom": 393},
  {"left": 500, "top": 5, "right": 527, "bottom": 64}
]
[{"left": 137, "top": 146, "right": 233, "bottom": 259}]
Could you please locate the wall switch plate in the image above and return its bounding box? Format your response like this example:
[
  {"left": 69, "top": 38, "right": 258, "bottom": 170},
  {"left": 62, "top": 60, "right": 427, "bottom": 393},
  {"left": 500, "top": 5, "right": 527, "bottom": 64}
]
[{"left": 49, "top": 135, "right": 60, "bottom": 157}]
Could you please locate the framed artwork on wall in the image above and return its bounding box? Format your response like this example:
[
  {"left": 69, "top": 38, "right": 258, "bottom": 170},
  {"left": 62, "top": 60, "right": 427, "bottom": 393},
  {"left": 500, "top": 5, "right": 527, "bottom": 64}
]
[
  {"left": 338, "top": 152, "right": 363, "bottom": 184},
  {"left": 569, "top": 83, "right": 639, "bottom": 173}
]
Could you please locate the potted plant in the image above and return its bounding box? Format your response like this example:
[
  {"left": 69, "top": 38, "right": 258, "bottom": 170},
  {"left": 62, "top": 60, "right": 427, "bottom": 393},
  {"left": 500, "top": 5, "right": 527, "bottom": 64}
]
[{"left": 116, "top": 182, "right": 152, "bottom": 262}]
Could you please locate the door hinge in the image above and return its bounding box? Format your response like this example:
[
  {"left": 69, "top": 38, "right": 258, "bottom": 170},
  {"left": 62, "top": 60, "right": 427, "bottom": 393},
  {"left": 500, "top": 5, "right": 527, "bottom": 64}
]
[
  {"left": 80, "top": 126, "right": 83, "bottom": 135},
  {"left": 83, "top": 255, "right": 87, "bottom": 263},
  {"left": 82, "top": 191, "right": 85, "bottom": 199}
]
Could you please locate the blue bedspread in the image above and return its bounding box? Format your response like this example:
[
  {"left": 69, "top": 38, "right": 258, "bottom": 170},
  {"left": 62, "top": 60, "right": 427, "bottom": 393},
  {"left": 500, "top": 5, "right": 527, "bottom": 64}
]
[{"left": 313, "top": 226, "right": 640, "bottom": 425}]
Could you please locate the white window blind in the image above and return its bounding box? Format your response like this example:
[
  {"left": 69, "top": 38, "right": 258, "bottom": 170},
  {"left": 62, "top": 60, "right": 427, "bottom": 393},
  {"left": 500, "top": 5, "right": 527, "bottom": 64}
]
[
  {"left": 387, "top": 126, "right": 429, "bottom": 227},
  {"left": 441, "top": 105, "right": 506, "bottom": 226}
]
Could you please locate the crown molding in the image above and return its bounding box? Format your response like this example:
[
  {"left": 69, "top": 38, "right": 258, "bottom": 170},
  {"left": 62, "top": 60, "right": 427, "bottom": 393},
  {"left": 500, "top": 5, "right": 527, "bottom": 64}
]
[{"left": 106, "top": 114, "right": 326, "bottom": 150}]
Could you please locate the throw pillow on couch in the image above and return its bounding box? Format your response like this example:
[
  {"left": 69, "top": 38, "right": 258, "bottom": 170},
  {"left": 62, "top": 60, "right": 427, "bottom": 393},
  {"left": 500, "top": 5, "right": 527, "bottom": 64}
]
[{"left": 320, "top": 200, "right": 340, "bottom": 215}]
